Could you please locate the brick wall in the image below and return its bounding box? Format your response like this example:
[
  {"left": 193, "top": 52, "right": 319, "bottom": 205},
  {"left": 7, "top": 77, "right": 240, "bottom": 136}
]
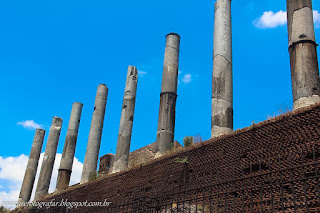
[{"left": 21, "top": 103, "right": 320, "bottom": 212}]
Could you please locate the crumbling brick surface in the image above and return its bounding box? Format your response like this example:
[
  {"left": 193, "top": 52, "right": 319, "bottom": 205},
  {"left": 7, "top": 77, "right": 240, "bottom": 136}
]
[
  {"left": 127, "top": 141, "right": 182, "bottom": 168},
  {"left": 17, "top": 104, "right": 320, "bottom": 212},
  {"left": 98, "top": 153, "right": 114, "bottom": 176}
]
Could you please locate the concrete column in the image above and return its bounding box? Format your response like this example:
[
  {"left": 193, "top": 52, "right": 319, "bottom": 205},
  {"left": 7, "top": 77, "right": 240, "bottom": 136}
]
[
  {"left": 211, "top": 0, "right": 233, "bottom": 138},
  {"left": 112, "top": 66, "right": 138, "bottom": 173},
  {"left": 287, "top": 0, "right": 320, "bottom": 110},
  {"left": 81, "top": 84, "right": 108, "bottom": 184},
  {"left": 56, "top": 102, "right": 83, "bottom": 191},
  {"left": 34, "top": 117, "right": 62, "bottom": 200},
  {"left": 156, "top": 33, "right": 180, "bottom": 154},
  {"left": 18, "top": 129, "right": 45, "bottom": 202}
]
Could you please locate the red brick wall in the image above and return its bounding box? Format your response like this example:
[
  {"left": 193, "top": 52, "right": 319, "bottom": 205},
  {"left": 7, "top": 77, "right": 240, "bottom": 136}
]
[{"left": 25, "top": 104, "right": 320, "bottom": 212}]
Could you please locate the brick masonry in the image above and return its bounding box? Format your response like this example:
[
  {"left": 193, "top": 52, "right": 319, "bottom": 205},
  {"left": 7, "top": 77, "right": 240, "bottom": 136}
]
[{"left": 18, "top": 103, "right": 320, "bottom": 212}]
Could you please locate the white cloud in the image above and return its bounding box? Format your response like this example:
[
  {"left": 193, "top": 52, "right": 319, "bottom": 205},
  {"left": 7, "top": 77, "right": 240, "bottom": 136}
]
[
  {"left": 17, "top": 120, "right": 42, "bottom": 130},
  {"left": 138, "top": 70, "right": 147, "bottom": 77},
  {"left": 314, "top": 10, "right": 320, "bottom": 28},
  {"left": 0, "top": 153, "right": 83, "bottom": 209},
  {"left": 0, "top": 155, "right": 29, "bottom": 182},
  {"left": 254, "top": 10, "right": 320, "bottom": 29},
  {"left": 182, "top": 73, "right": 192, "bottom": 84},
  {"left": 254, "top": 10, "right": 287, "bottom": 29}
]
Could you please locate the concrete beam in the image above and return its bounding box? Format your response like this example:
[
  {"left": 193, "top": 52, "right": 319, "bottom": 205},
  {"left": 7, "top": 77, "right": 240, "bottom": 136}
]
[
  {"left": 156, "top": 33, "right": 180, "bottom": 154},
  {"left": 112, "top": 66, "right": 138, "bottom": 173},
  {"left": 81, "top": 84, "right": 108, "bottom": 184},
  {"left": 18, "top": 129, "right": 45, "bottom": 202},
  {"left": 34, "top": 117, "right": 62, "bottom": 200},
  {"left": 56, "top": 102, "right": 83, "bottom": 191},
  {"left": 212, "top": 0, "right": 233, "bottom": 138},
  {"left": 287, "top": 0, "right": 320, "bottom": 110}
]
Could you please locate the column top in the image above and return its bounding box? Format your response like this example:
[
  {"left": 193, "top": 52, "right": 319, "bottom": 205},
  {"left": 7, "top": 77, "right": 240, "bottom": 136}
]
[
  {"left": 128, "top": 65, "right": 137, "bottom": 69},
  {"left": 73, "top": 102, "right": 83, "bottom": 105},
  {"left": 52, "top": 116, "right": 63, "bottom": 125},
  {"left": 166, "top": 32, "right": 180, "bottom": 38}
]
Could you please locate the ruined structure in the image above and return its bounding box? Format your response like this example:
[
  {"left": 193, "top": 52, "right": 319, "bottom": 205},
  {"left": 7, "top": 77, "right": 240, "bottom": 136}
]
[
  {"left": 30, "top": 104, "right": 320, "bottom": 212},
  {"left": 112, "top": 66, "right": 138, "bottom": 173},
  {"left": 15, "top": 0, "right": 320, "bottom": 211},
  {"left": 99, "top": 141, "right": 183, "bottom": 176},
  {"left": 18, "top": 129, "right": 45, "bottom": 202},
  {"left": 56, "top": 102, "right": 83, "bottom": 191},
  {"left": 156, "top": 33, "right": 180, "bottom": 154},
  {"left": 212, "top": 0, "right": 233, "bottom": 138},
  {"left": 34, "top": 117, "right": 62, "bottom": 200},
  {"left": 287, "top": 0, "right": 320, "bottom": 110},
  {"left": 81, "top": 84, "right": 108, "bottom": 184},
  {"left": 98, "top": 154, "right": 114, "bottom": 176}
]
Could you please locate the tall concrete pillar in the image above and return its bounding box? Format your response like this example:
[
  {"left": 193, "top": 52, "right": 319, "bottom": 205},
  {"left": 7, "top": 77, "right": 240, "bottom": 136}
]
[
  {"left": 56, "top": 102, "right": 83, "bottom": 191},
  {"left": 81, "top": 84, "right": 108, "bottom": 184},
  {"left": 287, "top": 0, "right": 320, "bottom": 110},
  {"left": 211, "top": 0, "right": 233, "bottom": 138},
  {"left": 112, "top": 66, "right": 138, "bottom": 173},
  {"left": 156, "top": 33, "right": 180, "bottom": 154},
  {"left": 34, "top": 117, "right": 62, "bottom": 200},
  {"left": 18, "top": 129, "right": 45, "bottom": 202}
]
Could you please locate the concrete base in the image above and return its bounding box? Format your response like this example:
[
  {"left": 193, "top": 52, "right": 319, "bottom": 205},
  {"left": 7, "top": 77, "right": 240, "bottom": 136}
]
[
  {"left": 211, "top": 126, "right": 233, "bottom": 138},
  {"left": 293, "top": 95, "right": 320, "bottom": 110},
  {"left": 211, "top": 98, "right": 233, "bottom": 138},
  {"left": 112, "top": 154, "right": 128, "bottom": 174}
]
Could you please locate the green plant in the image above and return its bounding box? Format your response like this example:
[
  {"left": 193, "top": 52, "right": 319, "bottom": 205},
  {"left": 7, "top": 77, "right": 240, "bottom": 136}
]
[
  {"left": 175, "top": 157, "right": 188, "bottom": 163},
  {"left": 170, "top": 141, "right": 174, "bottom": 149},
  {"left": 183, "top": 136, "right": 193, "bottom": 147},
  {"left": 249, "top": 121, "right": 255, "bottom": 129}
]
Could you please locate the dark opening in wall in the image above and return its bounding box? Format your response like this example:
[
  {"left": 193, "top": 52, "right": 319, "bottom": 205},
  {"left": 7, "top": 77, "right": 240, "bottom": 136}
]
[
  {"left": 243, "top": 163, "right": 269, "bottom": 174},
  {"left": 306, "top": 151, "right": 320, "bottom": 160},
  {"left": 145, "top": 186, "right": 152, "bottom": 192},
  {"left": 240, "top": 153, "right": 248, "bottom": 159},
  {"left": 283, "top": 184, "right": 293, "bottom": 194}
]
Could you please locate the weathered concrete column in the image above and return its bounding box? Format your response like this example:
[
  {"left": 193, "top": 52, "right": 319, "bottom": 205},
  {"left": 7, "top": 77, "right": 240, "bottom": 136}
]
[
  {"left": 18, "top": 129, "right": 45, "bottom": 202},
  {"left": 211, "top": 0, "right": 233, "bottom": 138},
  {"left": 34, "top": 117, "right": 62, "bottom": 200},
  {"left": 56, "top": 102, "right": 83, "bottom": 191},
  {"left": 112, "top": 66, "right": 138, "bottom": 173},
  {"left": 287, "top": 0, "right": 320, "bottom": 110},
  {"left": 81, "top": 84, "right": 108, "bottom": 184},
  {"left": 156, "top": 33, "right": 180, "bottom": 154}
]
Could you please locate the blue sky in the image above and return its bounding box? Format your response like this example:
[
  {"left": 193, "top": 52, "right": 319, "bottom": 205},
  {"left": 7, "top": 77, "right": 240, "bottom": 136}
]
[{"left": 0, "top": 0, "right": 319, "bottom": 203}]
